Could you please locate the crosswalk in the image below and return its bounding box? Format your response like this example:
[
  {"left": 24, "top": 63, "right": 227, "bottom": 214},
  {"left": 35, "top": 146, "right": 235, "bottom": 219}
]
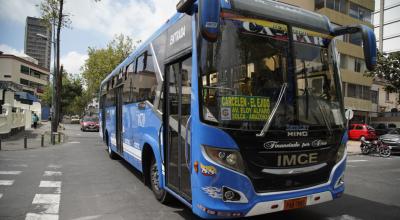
[{"left": 0, "top": 164, "right": 63, "bottom": 220}]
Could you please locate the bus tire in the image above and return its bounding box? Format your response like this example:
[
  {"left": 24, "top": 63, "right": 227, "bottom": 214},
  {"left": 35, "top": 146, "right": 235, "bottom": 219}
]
[
  {"left": 149, "top": 156, "right": 171, "bottom": 204},
  {"left": 106, "top": 133, "right": 118, "bottom": 160}
]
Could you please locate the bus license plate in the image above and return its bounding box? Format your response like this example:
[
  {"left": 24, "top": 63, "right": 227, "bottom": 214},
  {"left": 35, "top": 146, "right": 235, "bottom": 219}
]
[{"left": 284, "top": 197, "right": 307, "bottom": 210}]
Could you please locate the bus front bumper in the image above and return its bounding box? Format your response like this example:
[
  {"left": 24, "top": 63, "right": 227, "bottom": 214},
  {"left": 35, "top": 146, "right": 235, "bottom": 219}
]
[{"left": 193, "top": 154, "right": 346, "bottom": 219}]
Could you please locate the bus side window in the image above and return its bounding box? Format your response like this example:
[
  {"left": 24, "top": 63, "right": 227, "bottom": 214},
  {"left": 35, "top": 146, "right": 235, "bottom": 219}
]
[
  {"left": 135, "top": 50, "right": 158, "bottom": 104},
  {"left": 123, "top": 60, "right": 138, "bottom": 104}
]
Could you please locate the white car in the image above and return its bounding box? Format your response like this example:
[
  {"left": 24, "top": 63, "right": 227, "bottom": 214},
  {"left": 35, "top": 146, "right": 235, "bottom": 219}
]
[{"left": 71, "top": 115, "right": 80, "bottom": 124}]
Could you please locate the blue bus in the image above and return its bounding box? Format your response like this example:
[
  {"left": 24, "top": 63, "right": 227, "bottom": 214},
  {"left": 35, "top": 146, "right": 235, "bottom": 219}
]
[{"left": 99, "top": 0, "right": 376, "bottom": 218}]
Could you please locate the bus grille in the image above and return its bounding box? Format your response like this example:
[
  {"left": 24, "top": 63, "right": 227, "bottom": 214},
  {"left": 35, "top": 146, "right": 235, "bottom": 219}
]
[{"left": 227, "top": 130, "right": 343, "bottom": 193}]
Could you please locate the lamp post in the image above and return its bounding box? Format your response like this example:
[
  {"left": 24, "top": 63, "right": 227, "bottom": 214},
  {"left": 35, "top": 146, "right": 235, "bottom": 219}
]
[{"left": 36, "top": 22, "right": 57, "bottom": 145}]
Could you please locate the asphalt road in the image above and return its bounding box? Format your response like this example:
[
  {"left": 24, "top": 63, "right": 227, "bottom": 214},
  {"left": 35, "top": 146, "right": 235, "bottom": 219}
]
[{"left": 1, "top": 124, "right": 400, "bottom": 220}]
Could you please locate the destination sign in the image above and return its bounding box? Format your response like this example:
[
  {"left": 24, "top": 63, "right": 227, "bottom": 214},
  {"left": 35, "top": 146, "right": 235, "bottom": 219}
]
[{"left": 220, "top": 96, "right": 270, "bottom": 121}]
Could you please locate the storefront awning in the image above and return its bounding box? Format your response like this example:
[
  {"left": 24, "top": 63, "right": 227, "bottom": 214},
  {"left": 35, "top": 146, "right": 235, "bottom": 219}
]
[{"left": 15, "top": 92, "right": 38, "bottom": 104}]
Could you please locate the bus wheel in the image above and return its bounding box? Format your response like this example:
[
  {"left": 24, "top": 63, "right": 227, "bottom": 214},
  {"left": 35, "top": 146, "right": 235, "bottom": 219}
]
[
  {"left": 150, "top": 157, "right": 171, "bottom": 203},
  {"left": 107, "top": 135, "right": 118, "bottom": 160}
]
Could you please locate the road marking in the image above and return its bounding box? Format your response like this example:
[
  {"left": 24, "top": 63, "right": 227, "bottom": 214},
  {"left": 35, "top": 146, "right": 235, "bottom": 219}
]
[
  {"left": 0, "top": 171, "right": 22, "bottom": 175},
  {"left": 326, "top": 214, "right": 363, "bottom": 220},
  {"left": 32, "top": 194, "right": 60, "bottom": 204},
  {"left": 43, "top": 171, "right": 62, "bottom": 177},
  {"left": 34, "top": 203, "right": 60, "bottom": 214},
  {"left": 7, "top": 164, "right": 28, "bottom": 167},
  {"left": 0, "top": 180, "right": 14, "bottom": 185},
  {"left": 70, "top": 215, "right": 102, "bottom": 220},
  {"left": 25, "top": 213, "right": 58, "bottom": 220},
  {"left": 0, "top": 193, "right": 3, "bottom": 199},
  {"left": 347, "top": 165, "right": 356, "bottom": 167},
  {"left": 347, "top": 160, "right": 368, "bottom": 162},
  {"left": 39, "top": 181, "right": 61, "bottom": 188},
  {"left": 47, "top": 164, "right": 61, "bottom": 169},
  {"left": 68, "top": 141, "right": 80, "bottom": 144}
]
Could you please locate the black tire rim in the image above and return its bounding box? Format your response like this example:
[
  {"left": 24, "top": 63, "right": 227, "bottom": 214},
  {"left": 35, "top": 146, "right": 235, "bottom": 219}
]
[
  {"left": 380, "top": 148, "right": 391, "bottom": 157},
  {"left": 361, "top": 146, "right": 369, "bottom": 154},
  {"left": 151, "top": 162, "right": 160, "bottom": 191}
]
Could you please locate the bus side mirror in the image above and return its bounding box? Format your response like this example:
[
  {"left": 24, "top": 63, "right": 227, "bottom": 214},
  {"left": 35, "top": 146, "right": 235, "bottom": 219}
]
[
  {"left": 332, "top": 25, "right": 377, "bottom": 71},
  {"left": 360, "top": 26, "right": 377, "bottom": 71},
  {"left": 199, "top": 0, "right": 221, "bottom": 42},
  {"left": 176, "top": 0, "right": 196, "bottom": 15}
]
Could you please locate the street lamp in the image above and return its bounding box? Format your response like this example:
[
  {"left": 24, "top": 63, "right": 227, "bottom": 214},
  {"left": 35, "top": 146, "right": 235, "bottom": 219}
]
[{"left": 36, "top": 26, "right": 58, "bottom": 145}]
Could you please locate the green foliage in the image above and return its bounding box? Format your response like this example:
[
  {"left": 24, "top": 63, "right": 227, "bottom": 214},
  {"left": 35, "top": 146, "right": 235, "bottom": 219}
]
[
  {"left": 37, "top": 0, "right": 71, "bottom": 28},
  {"left": 366, "top": 51, "right": 400, "bottom": 93},
  {"left": 61, "top": 73, "right": 83, "bottom": 115},
  {"left": 41, "top": 83, "right": 53, "bottom": 106},
  {"left": 82, "top": 34, "right": 140, "bottom": 96}
]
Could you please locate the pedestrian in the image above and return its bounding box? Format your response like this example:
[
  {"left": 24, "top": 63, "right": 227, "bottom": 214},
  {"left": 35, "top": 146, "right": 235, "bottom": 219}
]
[{"left": 32, "top": 113, "right": 39, "bottom": 129}]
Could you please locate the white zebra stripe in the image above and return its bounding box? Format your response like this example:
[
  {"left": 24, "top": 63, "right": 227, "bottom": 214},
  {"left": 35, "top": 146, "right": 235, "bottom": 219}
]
[
  {"left": 39, "top": 181, "right": 61, "bottom": 188},
  {"left": 25, "top": 213, "right": 58, "bottom": 220},
  {"left": 0, "top": 180, "right": 14, "bottom": 186},
  {"left": 32, "top": 194, "right": 60, "bottom": 204},
  {"left": 43, "top": 171, "right": 62, "bottom": 177},
  {"left": 0, "top": 171, "right": 22, "bottom": 175}
]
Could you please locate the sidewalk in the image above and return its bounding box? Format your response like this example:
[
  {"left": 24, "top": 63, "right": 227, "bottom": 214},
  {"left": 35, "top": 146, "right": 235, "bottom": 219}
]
[
  {"left": 347, "top": 140, "right": 361, "bottom": 155},
  {"left": 0, "top": 121, "right": 65, "bottom": 151}
]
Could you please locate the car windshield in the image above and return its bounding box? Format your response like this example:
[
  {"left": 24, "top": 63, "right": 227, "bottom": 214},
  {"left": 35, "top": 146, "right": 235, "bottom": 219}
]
[
  {"left": 388, "top": 128, "right": 400, "bottom": 134},
  {"left": 199, "top": 13, "right": 345, "bottom": 131},
  {"left": 83, "top": 117, "right": 98, "bottom": 122}
]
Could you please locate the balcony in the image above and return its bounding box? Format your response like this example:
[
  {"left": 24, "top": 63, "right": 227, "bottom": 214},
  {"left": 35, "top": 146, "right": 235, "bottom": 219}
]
[
  {"left": 316, "top": 7, "right": 373, "bottom": 28},
  {"left": 336, "top": 41, "right": 364, "bottom": 58},
  {"left": 340, "top": 68, "right": 373, "bottom": 86}
]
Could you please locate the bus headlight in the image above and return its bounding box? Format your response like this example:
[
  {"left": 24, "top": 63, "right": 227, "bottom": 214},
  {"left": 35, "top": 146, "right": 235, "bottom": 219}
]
[
  {"left": 203, "top": 145, "right": 245, "bottom": 173},
  {"left": 336, "top": 143, "right": 346, "bottom": 163}
]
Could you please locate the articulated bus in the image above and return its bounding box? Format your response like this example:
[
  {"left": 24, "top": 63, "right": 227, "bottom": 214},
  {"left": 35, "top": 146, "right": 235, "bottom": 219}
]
[{"left": 99, "top": 0, "right": 376, "bottom": 218}]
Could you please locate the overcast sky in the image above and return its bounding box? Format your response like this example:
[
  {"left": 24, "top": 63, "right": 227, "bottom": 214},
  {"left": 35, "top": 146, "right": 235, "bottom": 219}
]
[{"left": 0, "top": 0, "right": 177, "bottom": 75}]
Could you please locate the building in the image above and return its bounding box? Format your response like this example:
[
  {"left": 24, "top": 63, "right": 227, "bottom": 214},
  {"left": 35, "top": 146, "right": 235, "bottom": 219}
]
[
  {"left": 24, "top": 17, "right": 52, "bottom": 70},
  {"left": 278, "top": 0, "right": 375, "bottom": 123},
  {"left": 0, "top": 53, "right": 50, "bottom": 97},
  {"left": 370, "top": 0, "right": 400, "bottom": 121},
  {"left": 374, "top": 0, "right": 400, "bottom": 53}
]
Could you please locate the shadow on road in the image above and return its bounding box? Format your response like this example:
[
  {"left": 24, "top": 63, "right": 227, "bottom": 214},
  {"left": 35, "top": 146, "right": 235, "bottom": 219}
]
[{"left": 166, "top": 191, "right": 400, "bottom": 220}]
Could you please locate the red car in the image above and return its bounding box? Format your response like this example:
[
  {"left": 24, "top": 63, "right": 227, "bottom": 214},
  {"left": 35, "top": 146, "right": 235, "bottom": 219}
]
[
  {"left": 348, "top": 124, "right": 377, "bottom": 140},
  {"left": 80, "top": 117, "right": 99, "bottom": 132}
]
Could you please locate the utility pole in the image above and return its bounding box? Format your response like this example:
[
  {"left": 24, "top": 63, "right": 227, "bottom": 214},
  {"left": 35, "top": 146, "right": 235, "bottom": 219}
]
[{"left": 51, "top": 21, "right": 57, "bottom": 145}]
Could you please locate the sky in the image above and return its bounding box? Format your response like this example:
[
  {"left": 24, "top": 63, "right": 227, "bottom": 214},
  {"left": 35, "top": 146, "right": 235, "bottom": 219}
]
[{"left": 0, "top": 0, "right": 177, "bottom": 76}]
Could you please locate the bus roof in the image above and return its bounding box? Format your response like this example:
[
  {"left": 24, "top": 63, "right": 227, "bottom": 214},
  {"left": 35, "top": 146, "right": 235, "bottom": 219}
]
[
  {"left": 100, "top": 12, "right": 185, "bottom": 88},
  {"left": 100, "top": 0, "right": 332, "bottom": 89}
]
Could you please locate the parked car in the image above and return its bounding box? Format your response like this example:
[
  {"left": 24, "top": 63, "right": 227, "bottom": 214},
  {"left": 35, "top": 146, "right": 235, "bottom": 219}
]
[
  {"left": 348, "top": 124, "right": 377, "bottom": 140},
  {"left": 80, "top": 117, "right": 99, "bottom": 132},
  {"left": 379, "top": 128, "right": 400, "bottom": 153},
  {"left": 71, "top": 115, "right": 80, "bottom": 124},
  {"left": 371, "top": 123, "right": 396, "bottom": 136}
]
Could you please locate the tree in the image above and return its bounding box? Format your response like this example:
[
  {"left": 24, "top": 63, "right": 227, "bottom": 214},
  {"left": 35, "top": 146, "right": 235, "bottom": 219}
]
[
  {"left": 82, "top": 34, "right": 140, "bottom": 97},
  {"left": 366, "top": 51, "right": 400, "bottom": 93},
  {"left": 61, "top": 73, "right": 83, "bottom": 115},
  {"left": 38, "top": 0, "right": 71, "bottom": 140},
  {"left": 41, "top": 84, "right": 53, "bottom": 106}
]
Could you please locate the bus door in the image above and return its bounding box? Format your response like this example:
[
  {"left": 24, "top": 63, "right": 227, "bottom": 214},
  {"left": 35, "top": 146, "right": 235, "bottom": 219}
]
[
  {"left": 115, "top": 86, "right": 123, "bottom": 154},
  {"left": 164, "top": 56, "right": 192, "bottom": 201},
  {"left": 101, "top": 95, "right": 106, "bottom": 139}
]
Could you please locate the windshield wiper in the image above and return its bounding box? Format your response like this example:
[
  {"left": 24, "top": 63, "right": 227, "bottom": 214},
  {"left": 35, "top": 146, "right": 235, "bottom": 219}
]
[
  {"left": 309, "top": 91, "right": 333, "bottom": 135},
  {"left": 256, "top": 83, "right": 288, "bottom": 137}
]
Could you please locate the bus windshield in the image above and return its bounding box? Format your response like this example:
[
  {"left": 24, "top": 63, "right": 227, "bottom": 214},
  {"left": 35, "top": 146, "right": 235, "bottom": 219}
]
[{"left": 200, "top": 13, "right": 345, "bottom": 131}]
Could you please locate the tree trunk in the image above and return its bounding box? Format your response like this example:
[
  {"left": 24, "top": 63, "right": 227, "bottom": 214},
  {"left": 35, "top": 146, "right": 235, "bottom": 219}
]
[{"left": 55, "top": 0, "right": 64, "bottom": 128}]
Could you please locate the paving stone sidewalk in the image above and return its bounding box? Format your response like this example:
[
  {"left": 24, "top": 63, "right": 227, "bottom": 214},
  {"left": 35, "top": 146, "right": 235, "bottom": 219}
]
[
  {"left": 0, "top": 121, "right": 65, "bottom": 151},
  {"left": 347, "top": 140, "right": 361, "bottom": 155}
]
